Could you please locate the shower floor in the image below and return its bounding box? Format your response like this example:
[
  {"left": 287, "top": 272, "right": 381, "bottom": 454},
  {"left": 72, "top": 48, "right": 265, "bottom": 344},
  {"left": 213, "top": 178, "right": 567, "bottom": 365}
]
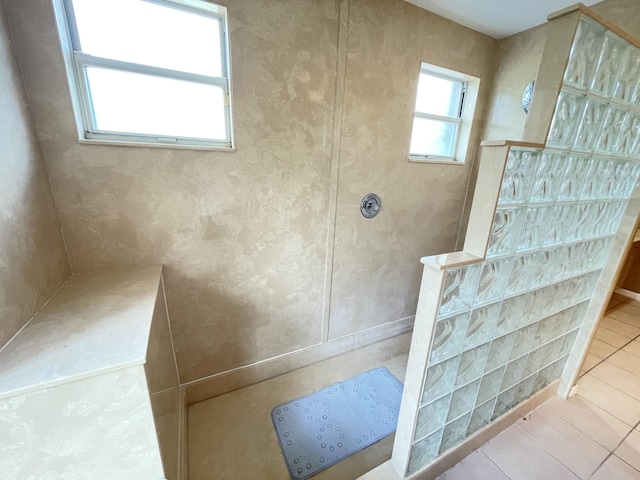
[{"left": 187, "top": 333, "right": 412, "bottom": 480}]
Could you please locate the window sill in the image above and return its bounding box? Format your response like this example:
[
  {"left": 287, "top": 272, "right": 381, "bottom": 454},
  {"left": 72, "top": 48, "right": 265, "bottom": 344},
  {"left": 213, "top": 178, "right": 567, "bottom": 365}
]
[
  {"left": 77, "top": 137, "right": 236, "bottom": 152},
  {"left": 408, "top": 156, "right": 465, "bottom": 165}
]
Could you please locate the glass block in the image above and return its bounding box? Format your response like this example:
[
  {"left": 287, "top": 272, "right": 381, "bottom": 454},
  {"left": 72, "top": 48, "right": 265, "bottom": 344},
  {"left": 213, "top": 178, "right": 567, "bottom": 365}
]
[
  {"left": 568, "top": 302, "right": 589, "bottom": 330},
  {"left": 611, "top": 161, "right": 633, "bottom": 198},
  {"left": 541, "top": 206, "right": 563, "bottom": 247},
  {"left": 540, "top": 281, "right": 569, "bottom": 317},
  {"left": 566, "top": 276, "right": 590, "bottom": 313},
  {"left": 564, "top": 18, "right": 606, "bottom": 89},
  {"left": 573, "top": 99, "right": 608, "bottom": 152},
  {"left": 613, "top": 44, "right": 640, "bottom": 105},
  {"left": 513, "top": 373, "right": 537, "bottom": 405},
  {"left": 558, "top": 154, "right": 590, "bottom": 201},
  {"left": 615, "top": 116, "right": 637, "bottom": 157},
  {"left": 590, "top": 237, "right": 614, "bottom": 270},
  {"left": 496, "top": 295, "right": 527, "bottom": 335},
  {"left": 523, "top": 346, "right": 547, "bottom": 378},
  {"left": 579, "top": 157, "right": 603, "bottom": 201},
  {"left": 558, "top": 204, "right": 578, "bottom": 244},
  {"left": 501, "top": 355, "right": 528, "bottom": 392},
  {"left": 509, "top": 324, "right": 539, "bottom": 362},
  {"left": 498, "top": 149, "right": 537, "bottom": 204},
  {"left": 560, "top": 329, "right": 580, "bottom": 356},
  {"left": 532, "top": 357, "right": 567, "bottom": 392},
  {"left": 571, "top": 203, "right": 596, "bottom": 242},
  {"left": 551, "top": 309, "right": 572, "bottom": 339},
  {"left": 467, "top": 398, "right": 497, "bottom": 436},
  {"left": 590, "top": 32, "right": 629, "bottom": 98},
  {"left": 545, "top": 336, "right": 567, "bottom": 362},
  {"left": 486, "top": 208, "right": 525, "bottom": 258},
  {"left": 547, "top": 90, "right": 586, "bottom": 148},
  {"left": 430, "top": 313, "right": 470, "bottom": 365},
  {"left": 474, "top": 260, "right": 511, "bottom": 306},
  {"left": 447, "top": 379, "right": 481, "bottom": 422},
  {"left": 517, "top": 207, "right": 544, "bottom": 252},
  {"left": 596, "top": 106, "right": 630, "bottom": 155},
  {"left": 595, "top": 158, "right": 617, "bottom": 200},
  {"left": 530, "top": 250, "right": 556, "bottom": 288},
  {"left": 534, "top": 316, "right": 557, "bottom": 348},
  {"left": 492, "top": 384, "right": 518, "bottom": 420},
  {"left": 456, "top": 343, "right": 490, "bottom": 387},
  {"left": 531, "top": 151, "right": 563, "bottom": 203},
  {"left": 552, "top": 246, "right": 571, "bottom": 281},
  {"left": 415, "top": 394, "right": 451, "bottom": 441},
  {"left": 422, "top": 356, "right": 461, "bottom": 405},
  {"left": 465, "top": 304, "right": 501, "bottom": 349},
  {"left": 522, "top": 289, "right": 545, "bottom": 325},
  {"left": 507, "top": 254, "right": 535, "bottom": 295},
  {"left": 570, "top": 241, "right": 589, "bottom": 275},
  {"left": 439, "top": 412, "right": 471, "bottom": 454},
  {"left": 439, "top": 265, "right": 481, "bottom": 317},
  {"left": 485, "top": 332, "right": 517, "bottom": 373},
  {"left": 592, "top": 202, "right": 611, "bottom": 236},
  {"left": 477, "top": 367, "right": 505, "bottom": 406},
  {"left": 602, "top": 202, "right": 626, "bottom": 235},
  {"left": 619, "top": 159, "right": 640, "bottom": 197},
  {"left": 408, "top": 429, "right": 443, "bottom": 475}
]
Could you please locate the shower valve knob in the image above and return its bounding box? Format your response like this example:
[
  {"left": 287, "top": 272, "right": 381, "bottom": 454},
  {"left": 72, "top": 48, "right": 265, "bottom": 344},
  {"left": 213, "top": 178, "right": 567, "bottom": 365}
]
[{"left": 360, "top": 193, "right": 381, "bottom": 218}]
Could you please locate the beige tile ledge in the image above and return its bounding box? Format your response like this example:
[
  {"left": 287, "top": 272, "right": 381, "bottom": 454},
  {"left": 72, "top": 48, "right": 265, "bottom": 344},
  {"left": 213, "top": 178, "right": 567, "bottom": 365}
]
[
  {"left": 479, "top": 139, "right": 544, "bottom": 149},
  {"left": 0, "top": 265, "right": 162, "bottom": 400},
  {"left": 420, "top": 251, "right": 483, "bottom": 270}
]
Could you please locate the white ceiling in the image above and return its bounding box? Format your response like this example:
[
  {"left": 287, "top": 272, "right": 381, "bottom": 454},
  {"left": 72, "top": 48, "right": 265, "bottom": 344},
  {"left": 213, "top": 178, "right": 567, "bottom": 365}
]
[{"left": 406, "top": 0, "right": 601, "bottom": 39}]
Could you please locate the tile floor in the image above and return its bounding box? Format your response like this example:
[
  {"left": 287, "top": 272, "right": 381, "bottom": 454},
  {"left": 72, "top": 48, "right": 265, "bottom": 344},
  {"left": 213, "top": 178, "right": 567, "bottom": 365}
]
[
  {"left": 187, "top": 333, "right": 411, "bottom": 480},
  {"left": 187, "top": 294, "right": 640, "bottom": 480},
  {"left": 439, "top": 293, "right": 640, "bottom": 480}
]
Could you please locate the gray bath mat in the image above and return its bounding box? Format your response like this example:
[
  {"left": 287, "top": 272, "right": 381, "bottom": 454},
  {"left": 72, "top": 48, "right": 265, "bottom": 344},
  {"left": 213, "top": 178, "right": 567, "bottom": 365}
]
[{"left": 271, "top": 366, "right": 403, "bottom": 480}]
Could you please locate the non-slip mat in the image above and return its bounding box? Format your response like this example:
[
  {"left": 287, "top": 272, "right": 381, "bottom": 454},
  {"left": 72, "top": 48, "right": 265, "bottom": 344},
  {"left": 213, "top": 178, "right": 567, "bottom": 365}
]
[{"left": 271, "top": 366, "right": 403, "bottom": 480}]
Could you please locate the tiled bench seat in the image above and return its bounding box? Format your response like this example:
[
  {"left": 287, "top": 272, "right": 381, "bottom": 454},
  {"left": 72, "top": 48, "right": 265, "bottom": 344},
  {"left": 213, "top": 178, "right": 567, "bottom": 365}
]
[{"left": 0, "top": 265, "right": 181, "bottom": 480}]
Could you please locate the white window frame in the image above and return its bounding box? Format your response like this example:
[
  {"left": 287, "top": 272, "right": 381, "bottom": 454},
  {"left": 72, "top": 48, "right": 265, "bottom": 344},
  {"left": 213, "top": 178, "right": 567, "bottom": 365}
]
[
  {"left": 51, "top": 0, "right": 234, "bottom": 150},
  {"left": 409, "top": 63, "right": 480, "bottom": 164}
]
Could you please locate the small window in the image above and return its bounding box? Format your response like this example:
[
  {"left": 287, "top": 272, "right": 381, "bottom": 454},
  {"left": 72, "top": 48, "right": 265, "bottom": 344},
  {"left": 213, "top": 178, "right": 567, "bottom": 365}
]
[
  {"left": 53, "top": 0, "right": 233, "bottom": 149},
  {"left": 409, "top": 64, "right": 479, "bottom": 163}
]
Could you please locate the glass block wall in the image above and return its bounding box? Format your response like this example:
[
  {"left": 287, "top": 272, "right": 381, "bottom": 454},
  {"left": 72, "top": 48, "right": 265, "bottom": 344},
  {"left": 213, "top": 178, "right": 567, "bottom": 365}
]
[{"left": 405, "top": 16, "right": 640, "bottom": 475}]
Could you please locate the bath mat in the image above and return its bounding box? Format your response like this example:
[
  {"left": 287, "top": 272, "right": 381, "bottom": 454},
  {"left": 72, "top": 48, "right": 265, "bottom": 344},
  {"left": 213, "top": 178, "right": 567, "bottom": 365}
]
[{"left": 271, "top": 366, "right": 403, "bottom": 480}]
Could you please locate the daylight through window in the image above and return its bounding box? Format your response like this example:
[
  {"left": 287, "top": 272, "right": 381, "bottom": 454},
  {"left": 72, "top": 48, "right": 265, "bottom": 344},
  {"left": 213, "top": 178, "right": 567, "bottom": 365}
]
[
  {"left": 53, "top": 0, "right": 233, "bottom": 149},
  {"left": 409, "top": 64, "right": 479, "bottom": 163}
]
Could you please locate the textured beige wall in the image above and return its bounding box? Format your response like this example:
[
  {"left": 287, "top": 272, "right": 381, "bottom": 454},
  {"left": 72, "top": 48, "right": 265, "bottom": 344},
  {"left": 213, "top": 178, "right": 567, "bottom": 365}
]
[
  {"left": 0, "top": 8, "right": 71, "bottom": 348},
  {"left": 483, "top": 25, "right": 549, "bottom": 142},
  {"left": 329, "top": 0, "right": 496, "bottom": 339},
  {"left": 2, "top": 0, "right": 496, "bottom": 386}
]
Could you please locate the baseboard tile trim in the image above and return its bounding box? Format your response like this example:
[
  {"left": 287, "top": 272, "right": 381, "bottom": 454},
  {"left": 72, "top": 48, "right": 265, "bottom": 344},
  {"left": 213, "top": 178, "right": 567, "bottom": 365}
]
[
  {"left": 184, "top": 316, "right": 414, "bottom": 405},
  {"left": 614, "top": 288, "right": 640, "bottom": 302}
]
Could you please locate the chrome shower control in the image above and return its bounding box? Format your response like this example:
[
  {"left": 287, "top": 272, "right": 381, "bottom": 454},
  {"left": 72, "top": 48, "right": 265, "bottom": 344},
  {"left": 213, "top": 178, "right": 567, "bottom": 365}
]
[{"left": 360, "top": 193, "right": 381, "bottom": 218}]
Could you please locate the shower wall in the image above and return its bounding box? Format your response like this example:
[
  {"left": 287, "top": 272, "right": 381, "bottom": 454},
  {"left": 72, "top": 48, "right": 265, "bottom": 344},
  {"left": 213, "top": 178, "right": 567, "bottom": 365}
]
[
  {"left": 1, "top": 0, "right": 495, "bottom": 392},
  {"left": 0, "top": 7, "right": 71, "bottom": 348}
]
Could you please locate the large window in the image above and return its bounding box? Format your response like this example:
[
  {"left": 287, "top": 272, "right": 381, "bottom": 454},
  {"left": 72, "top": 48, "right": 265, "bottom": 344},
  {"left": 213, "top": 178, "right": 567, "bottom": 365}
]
[
  {"left": 409, "top": 64, "right": 479, "bottom": 163},
  {"left": 53, "top": 0, "right": 233, "bottom": 149}
]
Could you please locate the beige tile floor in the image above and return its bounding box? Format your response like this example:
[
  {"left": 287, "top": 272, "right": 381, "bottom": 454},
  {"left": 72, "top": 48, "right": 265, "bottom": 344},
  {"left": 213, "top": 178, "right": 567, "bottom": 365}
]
[
  {"left": 439, "top": 293, "right": 640, "bottom": 480},
  {"left": 187, "top": 333, "right": 411, "bottom": 480}
]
